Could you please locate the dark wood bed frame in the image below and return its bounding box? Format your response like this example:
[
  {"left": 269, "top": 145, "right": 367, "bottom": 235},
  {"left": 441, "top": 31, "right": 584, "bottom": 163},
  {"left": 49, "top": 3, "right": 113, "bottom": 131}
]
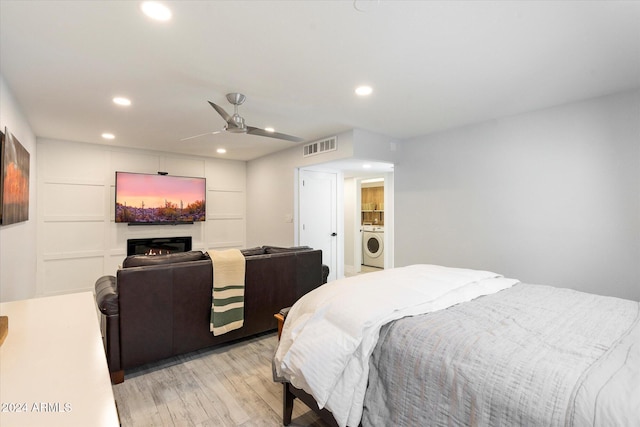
[
  {"left": 276, "top": 312, "right": 341, "bottom": 426},
  {"left": 283, "top": 382, "right": 340, "bottom": 427}
]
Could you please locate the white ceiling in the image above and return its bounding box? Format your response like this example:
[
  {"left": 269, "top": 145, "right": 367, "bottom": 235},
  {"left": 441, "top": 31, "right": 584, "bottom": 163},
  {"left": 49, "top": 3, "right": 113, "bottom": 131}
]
[{"left": 1, "top": 1, "right": 639, "bottom": 162}]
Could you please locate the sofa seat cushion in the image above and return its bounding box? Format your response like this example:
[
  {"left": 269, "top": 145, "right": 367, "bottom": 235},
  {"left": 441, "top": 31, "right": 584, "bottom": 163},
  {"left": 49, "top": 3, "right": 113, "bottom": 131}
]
[{"left": 122, "top": 250, "right": 207, "bottom": 268}]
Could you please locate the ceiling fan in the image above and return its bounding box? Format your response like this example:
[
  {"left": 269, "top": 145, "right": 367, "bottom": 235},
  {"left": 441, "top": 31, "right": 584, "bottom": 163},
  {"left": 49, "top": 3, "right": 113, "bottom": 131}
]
[{"left": 181, "top": 93, "right": 304, "bottom": 143}]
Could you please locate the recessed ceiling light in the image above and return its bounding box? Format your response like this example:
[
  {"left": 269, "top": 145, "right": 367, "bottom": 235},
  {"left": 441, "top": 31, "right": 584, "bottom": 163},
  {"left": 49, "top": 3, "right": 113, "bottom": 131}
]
[
  {"left": 355, "top": 85, "right": 373, "bottom": 96},
  {"left": 216, "top": 148, "right": 227, "bottom": 154},
  {"left": 140, "top": 2, "right": 172, "bottom": 21},
  {"left": 264, "top": 127, "right": 275, "bottom": 133},
  {"left": 363, "top": 164, "right": 372, "bottom": 169},
  {"left": 113, "top": 97, "right": 131, "bottom": 106},
  {"left": 102, "top": 133, "right": 115, "bottom": 140}
]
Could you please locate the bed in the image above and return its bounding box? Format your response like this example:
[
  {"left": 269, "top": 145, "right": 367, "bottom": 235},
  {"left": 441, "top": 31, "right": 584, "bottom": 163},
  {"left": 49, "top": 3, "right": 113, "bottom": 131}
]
[{"left": 273, "top": 264, "right": 639, "bottom": 427}]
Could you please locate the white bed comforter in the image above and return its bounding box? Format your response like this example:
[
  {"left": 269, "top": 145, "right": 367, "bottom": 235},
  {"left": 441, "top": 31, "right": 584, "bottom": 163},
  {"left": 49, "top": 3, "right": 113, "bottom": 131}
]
[{"left": 273, "top": 264, "right": 519, "bottom": 427}]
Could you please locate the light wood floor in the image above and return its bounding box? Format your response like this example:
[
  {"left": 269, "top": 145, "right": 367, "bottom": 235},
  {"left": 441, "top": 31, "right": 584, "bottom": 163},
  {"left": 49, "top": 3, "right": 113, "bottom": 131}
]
[{"left": 113, "top": 332, "right": 331, "bottom": 427}]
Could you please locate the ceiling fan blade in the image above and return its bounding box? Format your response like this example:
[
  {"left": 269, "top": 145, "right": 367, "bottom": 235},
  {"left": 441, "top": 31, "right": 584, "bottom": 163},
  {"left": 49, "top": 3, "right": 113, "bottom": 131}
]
[
  {"left": 208, "top": 101, "right": 232, "bottom": 123},
  {"left": 247, "top": 126, "right": 304, "bottom": 143},
  {"left": 180, "top": 130, "right": 221, "bottom": 141}
]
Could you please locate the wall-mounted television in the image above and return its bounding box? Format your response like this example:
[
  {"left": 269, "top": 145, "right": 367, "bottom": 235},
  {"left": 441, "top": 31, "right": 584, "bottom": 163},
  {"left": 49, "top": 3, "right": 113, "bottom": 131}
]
[{"left": 115, "top": 172, "right": 206, "bottom": 224}]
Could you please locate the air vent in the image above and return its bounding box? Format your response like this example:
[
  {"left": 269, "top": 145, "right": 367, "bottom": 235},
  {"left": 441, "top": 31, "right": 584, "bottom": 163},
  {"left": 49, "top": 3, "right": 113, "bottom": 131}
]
[{"left": 303, "top": 136, "right": 337, "bottom": 158}]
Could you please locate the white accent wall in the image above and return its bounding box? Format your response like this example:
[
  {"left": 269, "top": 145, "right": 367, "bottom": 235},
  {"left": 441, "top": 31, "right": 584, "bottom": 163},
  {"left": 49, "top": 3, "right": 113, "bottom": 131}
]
[
  {"left": 0, "top": 75, "right": 38, "bottom": 302},
  {"left": 36, "top": 139, "right": 246, "bottom": 297},
  {"left": 395, "top": 90, "right": 640, "bottom": 301}
]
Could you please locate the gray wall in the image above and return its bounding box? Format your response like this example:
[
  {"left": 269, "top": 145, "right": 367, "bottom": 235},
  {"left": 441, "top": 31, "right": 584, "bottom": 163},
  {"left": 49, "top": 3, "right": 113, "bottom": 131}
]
[
  {"left": 246, "top": 130, "right": 357, "bottom": 248},
  {"left": 394, "top": 90, "right": 640, "bottom": 301},
  {"left": 0, "top": 75, "right": 37, "bottom": 302}
]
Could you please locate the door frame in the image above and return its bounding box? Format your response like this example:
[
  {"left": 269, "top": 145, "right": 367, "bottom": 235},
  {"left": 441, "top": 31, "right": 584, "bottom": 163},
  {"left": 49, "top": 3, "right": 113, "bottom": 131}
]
[
  {"left": 355, "top": 172, "right": 394, "bottom": 271},
  {"left": 295, "top": 166, "right": 394, "bottom": 280}
]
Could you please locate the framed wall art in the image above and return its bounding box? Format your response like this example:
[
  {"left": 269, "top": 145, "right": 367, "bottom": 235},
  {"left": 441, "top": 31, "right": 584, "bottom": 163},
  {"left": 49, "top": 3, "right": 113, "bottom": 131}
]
[{"left": 1, "top": 127, "right": 30, "bottom": 225}]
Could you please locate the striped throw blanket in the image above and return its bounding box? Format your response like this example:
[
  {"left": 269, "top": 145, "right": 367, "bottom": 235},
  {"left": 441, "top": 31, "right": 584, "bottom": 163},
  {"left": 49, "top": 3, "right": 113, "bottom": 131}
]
[{"left": 208, "top": 249, "right": 246, "bottom": 336}]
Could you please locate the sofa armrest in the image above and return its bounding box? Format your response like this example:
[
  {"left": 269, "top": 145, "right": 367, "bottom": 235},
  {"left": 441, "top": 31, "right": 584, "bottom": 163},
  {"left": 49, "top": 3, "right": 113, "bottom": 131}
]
[
  {"left": 322, "top": 264, "right": 329, "bottom": 284},
  {"left": 94, "top": 275, "right": 121, "bottom": 381},
  {"left": 95, "top": 275, "right": 118, "bottom": 315}
]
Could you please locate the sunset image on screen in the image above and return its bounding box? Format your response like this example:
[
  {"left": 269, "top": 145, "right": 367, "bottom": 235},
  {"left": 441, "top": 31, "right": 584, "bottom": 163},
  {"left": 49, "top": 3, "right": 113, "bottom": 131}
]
[{"left": 115, "top": 173, "right": 206, "bottom": 223}]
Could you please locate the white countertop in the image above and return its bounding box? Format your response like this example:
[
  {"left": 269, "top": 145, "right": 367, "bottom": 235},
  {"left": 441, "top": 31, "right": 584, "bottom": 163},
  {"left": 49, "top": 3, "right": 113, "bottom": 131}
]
[{"left": 0, "top": 292, "right": 119, "bottom": 426}]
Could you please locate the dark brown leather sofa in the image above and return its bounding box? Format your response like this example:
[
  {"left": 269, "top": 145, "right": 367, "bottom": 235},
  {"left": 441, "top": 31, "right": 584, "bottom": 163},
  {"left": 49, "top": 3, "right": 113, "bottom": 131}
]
[{"left": 95, "top": 246, "right": 328, "bottom": 384}]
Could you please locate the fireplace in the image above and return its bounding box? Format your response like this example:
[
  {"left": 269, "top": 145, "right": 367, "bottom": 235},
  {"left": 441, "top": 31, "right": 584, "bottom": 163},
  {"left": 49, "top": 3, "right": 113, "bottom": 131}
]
[{"left": 127, "top": 236, "right": 192, "bottom": 256}]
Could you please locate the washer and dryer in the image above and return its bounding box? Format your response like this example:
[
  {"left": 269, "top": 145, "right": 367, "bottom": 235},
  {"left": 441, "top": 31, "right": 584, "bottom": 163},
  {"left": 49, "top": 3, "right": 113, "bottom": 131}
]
[{"left": 362, "top": 225, "right": 384, "bottom": 268}]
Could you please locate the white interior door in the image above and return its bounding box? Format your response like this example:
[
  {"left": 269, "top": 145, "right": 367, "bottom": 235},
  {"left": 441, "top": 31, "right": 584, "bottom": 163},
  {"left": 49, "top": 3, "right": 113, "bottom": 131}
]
[{"left": 299, "top": 170, "right": 338, "bottom": 282}]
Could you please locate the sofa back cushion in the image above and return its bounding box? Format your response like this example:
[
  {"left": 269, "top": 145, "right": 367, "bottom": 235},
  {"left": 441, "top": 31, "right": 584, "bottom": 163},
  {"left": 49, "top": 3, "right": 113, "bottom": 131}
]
[
  {"left": 117, "top": 258, "right": 213, "bottom": 368},
  {"left": 240, "top": 247, "right": 267, "bottom": 257},
  {"left": 264, "top": 245, "right": 312, "bottom": 254},
  {"left": 122, "top": 250, "right": 207, "bottom": 268}
]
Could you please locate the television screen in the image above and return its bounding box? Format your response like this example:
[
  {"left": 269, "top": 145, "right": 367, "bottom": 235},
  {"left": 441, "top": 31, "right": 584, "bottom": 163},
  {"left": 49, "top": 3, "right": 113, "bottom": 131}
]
[{"left": 115, "top": 172, "right": 206, "bottom": 224}]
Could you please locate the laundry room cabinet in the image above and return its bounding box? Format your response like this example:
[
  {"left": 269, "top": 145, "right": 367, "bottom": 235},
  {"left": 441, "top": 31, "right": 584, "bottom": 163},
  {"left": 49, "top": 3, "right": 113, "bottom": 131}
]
[
  {"left": 361, "top": 208, "right": 384, "bottom": 225},
  {"left": 361, "top": 186, "right": 384, "bottom": 225}
]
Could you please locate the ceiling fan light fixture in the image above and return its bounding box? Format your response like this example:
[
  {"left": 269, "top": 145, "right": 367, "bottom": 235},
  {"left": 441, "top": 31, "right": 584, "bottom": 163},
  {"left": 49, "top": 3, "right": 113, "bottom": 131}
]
[
  {"left": 140, "top": 2, "right": 172, "bottom": 21},
  {"left": 227, "top": 112, "right": 246, "bottom": 131},
  {"left": 226, "top": 128, "right": 245, "bottom": 134},
  {"left": 200, "top": 95, "right": 303, "bottom": 142},
  {"left": 225, "top": 123, "right": 246, "bottom": 133}
]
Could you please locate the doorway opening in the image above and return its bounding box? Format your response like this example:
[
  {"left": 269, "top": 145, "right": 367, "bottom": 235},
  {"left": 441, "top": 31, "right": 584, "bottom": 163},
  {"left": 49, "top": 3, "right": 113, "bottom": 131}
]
[
  {"left": 361, "top": 178, "right": 384, "bottom": 271},
  {"left": 296, "top": 160, "right": 393, "bottom": 281}
]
